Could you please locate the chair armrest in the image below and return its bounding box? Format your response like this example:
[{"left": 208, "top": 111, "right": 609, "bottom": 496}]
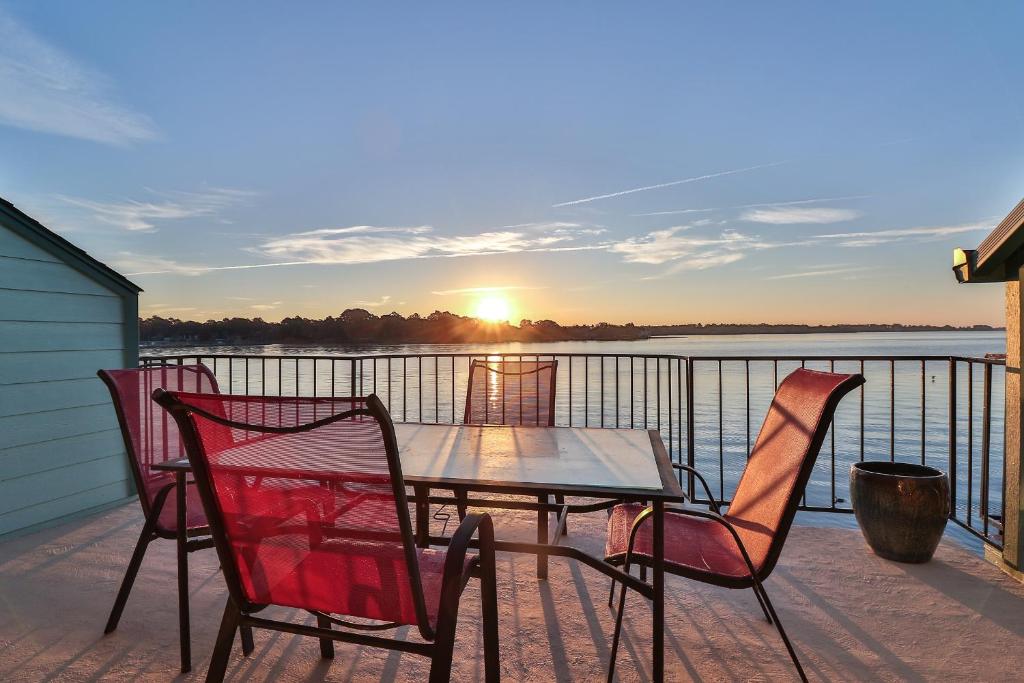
[
  {"left": 441, "top": 512, "right": 495, "bottom": 594},
  {"left": 622, "top": 507, "right": 761, "bottom": 581},
  {"left": 670, "top": 463, "right": 722, "bottom": 513}
]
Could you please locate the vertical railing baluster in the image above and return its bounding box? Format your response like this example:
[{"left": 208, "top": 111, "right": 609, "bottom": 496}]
[
  {"left": 967, "top": 361, "right": 974, "bottom": 527},
  {"left": 600, "top": 357, "right": 605, "bottom": 428},
  {"left": 745, "top": 359, "right": 750, "bottom": 459},
  {"left": 830, "top": 359, "right": 836, "bottom": 508},
  {"left": 860, "top": 359, "right": 865, "bottom": 463},
  {"left": 630, "top": 357, "right": 635, "bottom": 428},
  {"left": 615, "top": 357, "right": 620, "bottom": 429},
  {"left": 643, "top": 357, "right": 648, "bottom": 429},
  {"left": 656, "top": 358, "right": 661, "bottom": 432},
  {"left": 568, "top": 356, "right": 573, "bottom": 427},
  {"left": 686, "top": 357, "right": 695, "bottom": 499},
  {"left": 948, "top": 358, "right": 957, "bottom": 520},
  {"left": 585, "top": 356, "right": 589, "bottom": 427},
  {"left": 921, "top": 359, "right": 927, "bottom": 465},
  {"left": 981, "top": 362, "right": 992, "bottom": 539},
  {"left": 890, "top": 360, "right": 896, "bottom": 462},
  {"left": 718, "top": 359, "right": 724, "bottom": 501}
]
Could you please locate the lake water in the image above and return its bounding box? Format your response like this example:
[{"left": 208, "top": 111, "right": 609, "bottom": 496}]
[{"left": 145, "top": 331, "right": 1007, "bottom": 542}]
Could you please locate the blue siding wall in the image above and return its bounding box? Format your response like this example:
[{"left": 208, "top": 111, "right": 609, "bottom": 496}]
[{"left": 0, "top": 227, "right": 134, "bottom": 536}]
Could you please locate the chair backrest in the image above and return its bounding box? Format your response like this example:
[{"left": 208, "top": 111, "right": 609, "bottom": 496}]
[
  {"left": 98, "top": 364, "right": 221, "bottom": 519},
  {"left": 152, "top": 391, "right": 434, "bottom": 637},
  {"left": 464, "top": 359, "right": 557, "bottom": 426},
  {"left": 725, "top": 368, "right": 864, "bottom": 579}
]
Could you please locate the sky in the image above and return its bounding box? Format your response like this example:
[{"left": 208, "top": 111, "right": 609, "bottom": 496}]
[{"left": 1, "top": 2, "right": 1022, "bottom": 326}]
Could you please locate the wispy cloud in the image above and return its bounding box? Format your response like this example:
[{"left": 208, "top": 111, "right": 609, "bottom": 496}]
[
  {"left": 551, "top": 161, "right": 789, "bottom": 208},
  {"left": 765, "top": 265, "right": 877, "bottom": 280},
  {"left": 742, "top": 207, "right": 862, "bottom": 224},
  {"left": 353, "top": 295, "right": 393, "bottom": 308},
  {"left": 608, "top": 225, "right": 769, "bottom": 278},
  {"left": 59, "top": 187, "right": 253, "bottom": 232},
  {"left": 250, "top": 301, "right": 283, "bottom": 311},
  {"left": 633, "top": 195, "right": 871, "bottom": 217},
  {"left": 118, "top": 224, "right": 603, "bottom": 275},
  {"left": 0, "top": 9, "right": 157, "bottom": 144},
  {"left": 431, "top": 285, "right": 547, "bottom": 296},
  {"left": 257, "top": 224, "right": 599, "bottom": 265},
  {"left": 817, "top": 222, "right": 992, "bottom": 248}
]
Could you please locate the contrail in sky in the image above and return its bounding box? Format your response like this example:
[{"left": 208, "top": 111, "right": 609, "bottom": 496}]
[{"left": 551, "top": 160, "right": 790, "bottom": 208}]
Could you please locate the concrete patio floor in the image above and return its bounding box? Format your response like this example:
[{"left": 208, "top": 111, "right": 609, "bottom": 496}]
[{"left": 1, "top": 502, "right": 1023, "bottom": 682}]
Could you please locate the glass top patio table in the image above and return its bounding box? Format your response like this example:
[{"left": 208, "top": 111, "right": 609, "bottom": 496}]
[
  {"left": 153, "top": 423, "right": 682, "bottom": 680},
  {"left": 154, "top": 423, "right": 683, "bottom": 501}
]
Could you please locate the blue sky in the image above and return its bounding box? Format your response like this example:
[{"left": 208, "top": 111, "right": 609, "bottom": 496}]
[{"left": 1, "top": 2, "right": 1022, "bottom": 325}]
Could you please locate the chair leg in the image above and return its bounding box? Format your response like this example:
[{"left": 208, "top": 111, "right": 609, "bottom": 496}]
[
  {"left": 607, "top": 563, "right": 631, "bottom": 683},
  {"left": 481, "top": 552, "right": 500, "bottom": 683},
  {"left": 240, "top": 624, "right": 255, "bottom": 655},
  {"left": 754, "top": 583, "right": 807, "bottom": 683},
  {"left": 456, "top": 489, "right": 468, "bottom": 521},
  {"left": 176, "top": 483, "right": 192, "bottom": 672},
  {"left": 206, "top": 599, "right": 240, "bottom": 683},
  {"left": 316, "top": 614, "right": 335, "bottom": 659},
  {"left": 752, "top": 585, "right": 773, "bottom": 624},
  {"left": 607, "top": 577, "right": 616, "bottom": 607},
  {"left": 104, "top": 518, "right": 155, "bottom": 634},
  {"left": 427, "top": 619, "right": 458, "bottom": 683}
]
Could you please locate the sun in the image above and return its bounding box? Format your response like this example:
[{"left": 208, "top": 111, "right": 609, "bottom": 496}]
[{"left": 474, "top": 296, "right": 512, "bottom": 323}]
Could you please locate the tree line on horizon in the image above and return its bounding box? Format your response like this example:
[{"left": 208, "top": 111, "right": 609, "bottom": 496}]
[{"left": 139, "top": 309, "right": 1001, "bottom": 345}]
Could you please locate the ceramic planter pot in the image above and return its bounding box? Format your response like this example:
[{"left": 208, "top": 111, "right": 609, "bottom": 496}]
[{"left": 850, "top": 461, "right": 950, "bottom": 563}]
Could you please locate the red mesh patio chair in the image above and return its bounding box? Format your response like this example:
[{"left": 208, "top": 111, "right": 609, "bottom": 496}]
[
  {"left": 464, "top": 359, "right": 557, "bottom": 427},
  {"left": 604, "top": 368, "right": 864, "bottom": 682},
  {"left": 152, "top": 390, "right": 499, "bottom": 683},
  {"left": 98, "top": 364, "right": 254, "bottom": 672},
  {"left": 453, "top": 359, "right": 575, "bottom": 573}
]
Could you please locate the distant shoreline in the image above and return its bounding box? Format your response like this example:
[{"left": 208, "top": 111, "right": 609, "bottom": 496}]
[{"left": 140, "top": 321, "right": 1005, "bottom": 349}]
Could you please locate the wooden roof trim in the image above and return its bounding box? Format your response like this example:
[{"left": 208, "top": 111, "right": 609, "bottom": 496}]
[{"left": 976, "top": 196, "right": 1024, "bottom": 274}]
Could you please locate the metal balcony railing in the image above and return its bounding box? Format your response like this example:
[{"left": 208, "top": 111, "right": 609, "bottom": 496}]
[{"left": 141, "top": 352, "right": 1006, "bottom": 549}]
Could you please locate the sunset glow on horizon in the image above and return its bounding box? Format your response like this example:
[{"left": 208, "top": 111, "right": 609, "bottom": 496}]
[{"left": 473, "top": 296, "right": 513, "bottom": 323}]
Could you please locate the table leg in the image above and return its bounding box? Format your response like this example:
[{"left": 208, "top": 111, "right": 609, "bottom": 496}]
[
  {"left": 536, "top": 494, "right": 548, "bottom": 579},
  {"left": 414, "top": 485, "right": 430, "bottom": 548},
  {"left": 652, "top": 499, "right": 664, "bottom": 681},
  {"left": 175, "top": 473, "right": 191, "bottom": 673}
]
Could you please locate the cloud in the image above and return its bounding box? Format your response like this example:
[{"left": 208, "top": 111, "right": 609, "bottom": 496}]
[
  {"left": 257, "top": 224, "right": 598, "bottom": 265},
  {"left": 741, "top": 207, "right": 863, "bottom": 224},
  {"left": 59, "top": 187, "right": 253, "bottom": 232},
  {"left": 817, "top": 222, "right": 992, "bottom": 248},
  {"left": 551, "top": 160, "right": 789, "bottom": 208},
  {"left": 250, "top": 301, "right": 283, "bottom": 311},
  {"left": 609, "top": 224, "right": 768, "bottom": 265},
  {"left": 608, "top": 226, "right": 770, "bottom": 279},
  {"left": 431, "top": 285, "right": 547, "bottom": 296},
  {"left": 766, "top": 265, "right": 876, "bottom": 280},
  {"left": 634, "top": 195, "right": 871, "bottom": 217},
  {"left": 116, "top": 223, "right": 604, "bottom": 276},
  {"left": 0, "top": 9, "right": 157, "bottom": 144},
  {"left": 353, "top": 295, "right": 392, "bottom": 308}
]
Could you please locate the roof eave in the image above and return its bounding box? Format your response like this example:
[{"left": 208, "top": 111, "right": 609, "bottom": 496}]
[{"left": 0, "top": 196, "right": 142, "bottom": 295}]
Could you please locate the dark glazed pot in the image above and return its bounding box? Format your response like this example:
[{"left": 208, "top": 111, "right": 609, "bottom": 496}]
[{"left": 850, "top": 461, "right": 950, "bottom": 563}]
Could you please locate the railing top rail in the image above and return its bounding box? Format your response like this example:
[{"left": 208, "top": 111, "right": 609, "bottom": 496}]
[
  {"left": 140, "top": 351, "right": 689, "bottom": 361},
  {"left": 140, "top": 351, "right": 1006, "bottom": 365}
]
